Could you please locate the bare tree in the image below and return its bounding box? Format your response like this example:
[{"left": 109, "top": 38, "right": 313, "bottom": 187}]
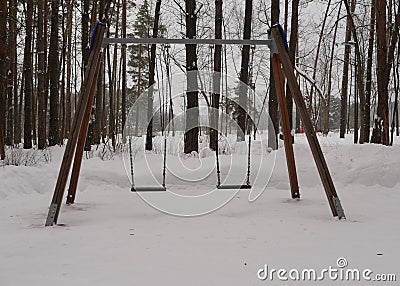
[
  {"left": 0, "top": 0, "right": 7, "bottom": 155},
  {"left": 184, "top": 0, "right": 199, "bottom": 153},
  {"left": 286, "top": 0, "right": 299, "bottom": 135},
  {"left": 23, "top": 0, "right": 34, "bottom": 149},
  {"left": 65, "top": 0, "right": 74, "bottom": 138},
  {"left": 323, "top": 2, "right": 342, "bottom": 135},
  {"left": 145, "top": 0, "right": 162, "bottom": 151},
  {"left": 364, "top": 1, "right": 375, "bottom": 142},
  {"left": 82, "top": 0, "right": 90, "bottom": 70},
  {"left": 9, "top": 0, "right": 19, "bottom": 145},
  {"left": 309, "top": 0, "right": 331, "bottom": 125},
  {"left": 5, "top": 0, "right": 15, "bottom": 146},
  {"left": 121, "top": 0, "right": 127, "bottom": 134},
  {"left": 37, "top": 0, "right": 47, "bottom": 149},
  {"left": 373, "top": 0, "right": 388, "bottom": 144},
  {"left": 237, "top": 0, "right": 253, "bottom": 142},
  {"left": 210, "top": 0, "right": 223, "bottom": 151},
  {"left": 48, "top": 0, "right": 60, "bottom": 146},
  {"left": 0, "top": 0, "right": 8, "bottom": 140}
]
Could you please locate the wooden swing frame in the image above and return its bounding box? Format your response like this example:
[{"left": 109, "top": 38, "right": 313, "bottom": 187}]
[{"left": 45, "top": 23, "right": 345, "bottom": 226}]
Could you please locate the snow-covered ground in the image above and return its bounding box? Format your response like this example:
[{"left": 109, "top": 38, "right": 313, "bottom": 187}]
[{"left": 1, "top": 133, "right": 399, "bottom": 285}]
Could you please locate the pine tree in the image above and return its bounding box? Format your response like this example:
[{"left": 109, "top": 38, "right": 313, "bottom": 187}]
[{"left": 128, "top": 0, "right": 152, "bottom": 103}]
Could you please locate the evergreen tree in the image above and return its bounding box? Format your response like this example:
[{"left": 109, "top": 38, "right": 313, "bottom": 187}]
[{"left": 128, "top": 0, "right": 153, "bottom": 103}]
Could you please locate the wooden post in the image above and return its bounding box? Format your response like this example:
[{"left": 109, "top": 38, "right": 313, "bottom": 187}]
[
  {"left": 271, "top": 54, "right": 300, "bottom": 199},
  {"left": 45, "top": 23, "right": 106, "bottom": 226},
  {"left": 271, "top": 26, "right": 345, "bottom": 219},
  {"left": 66, "top": 52, "right": 103, "bottom": 205},
  {"left": 0, "top": 116, "right": 5, "bottom": 160}
]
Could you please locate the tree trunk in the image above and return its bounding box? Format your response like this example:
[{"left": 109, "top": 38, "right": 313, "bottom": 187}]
[
  {"left": 65, "top": 0, "right": 74, "bottom": 138},
  {"left": 48, "top": 0, "right": 60, "bottom": 146},
  {"left": 285, "top": 0, "right": 299, "bottom": 137},
  {"left": 396, "top": 42, "right": 400, "bottom": 137},
  {"left": 391, "top": 61, "right": 398, "bottom": 145},
  {"left": 23, "top": 0, "right": 34, "bottom": 149},
  {"left": 364, "top": 1, "right": 375, "bottom": 142},
  {"left": 184, "top": 0, "right": 199, "bottom": 154},
  {"left": 384, "top": 3, "right": 400, "bottom": 143},
  {"left": 309, "top": 0, "right": 331, "bottom": 125},
  {"left": 44, "top": 0, "right": 49, "bottom": 137},
  {"left": 31, "top": 19, "right": 37, "bottom": 147},
  {"left": 323, "top": 2, "right": 341, "bottom": 135},
  {"left": 6, "top": 0, "right": 16, "bottom": 146},
  {"left": 210, "top": 0, "right": 223, "bottom": 151},
  {"left": 339, "top": 0, "right": 355, "bottom": 139},
  {"left": 90, "top": 0, "right": 98, "bottom": 32},
  {"left": 134, "top": 45, "right": 141, "bottom": 137},
  {"left": 121, "top": 0, "right": 127, "bottom": 134},
  {"left": 145, "top": 0, "right": 162, "bottom": 151},
  {"left": 82, "top": 0, "right": 90, "bottom": 72},
  {"left": 343, "top": 0, "right": 366, "bottom": 144},
  {"left": 59, "top": 0, "right": 66, "bottom": 142},
  {"left": 284, "top": 0, "right": 288, "bottom": 33},
  {"left": 268, "top": 0, "right": 279, "bottom": 149},
  {"left": 237, "top": 0, "right": 252, "bottom": 142},
  {"left": 109, "top": 0, "right": 120, "bottom": 150},
  {"left": 37, "top": 0, "right": 47, "bottom": 149},
  {"left": 374, "top": 0, "right": 389, "bottom": 145},
  {"left": 9, "top": 0, "right": 19, "bottom": 144},
  {"left": 16, "top": 74, "right": 23, "bottom": 145},
  {"left": 0, "top": 0, "right": 7, "bottom": 151}
]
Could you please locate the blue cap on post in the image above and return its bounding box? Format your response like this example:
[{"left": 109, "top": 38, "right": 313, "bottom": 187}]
[
  {"left": 273, "top": 22, "right": 290, "bottom": 55},
  {"left": 89, "top": 21, "right": 100, "bottom": 57}
]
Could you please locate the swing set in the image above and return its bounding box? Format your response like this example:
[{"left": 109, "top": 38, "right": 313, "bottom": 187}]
[{"left": 45, "top": 21, "right": 346, "bottom": 226}]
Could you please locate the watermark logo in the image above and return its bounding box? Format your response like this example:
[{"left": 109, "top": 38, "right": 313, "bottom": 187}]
[
  {"left": 257, "top": 257, "right": 397, "bottom": 282},
  {"left": 122, "top": 71, "right": 277, "bottom": 216}
]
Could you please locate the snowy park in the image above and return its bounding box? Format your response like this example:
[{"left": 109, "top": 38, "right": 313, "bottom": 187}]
[
  {"left": 1, "top": 0, "right": 400, "bottom": 285},
  {"left": 1, "top": 134, "right": 399, "bottom": 285}
]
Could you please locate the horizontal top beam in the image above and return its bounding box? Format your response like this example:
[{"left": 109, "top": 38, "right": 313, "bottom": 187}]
[{"left": 102, "top": 38, "right": 274, "bottom": 48}]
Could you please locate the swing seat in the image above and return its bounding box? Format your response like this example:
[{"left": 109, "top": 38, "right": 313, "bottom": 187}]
[
  {"left": 131, "top": 186, "right": 167, "bottom": 192},
  {"left": 217, "top": 184, "right": 252, "bottom": 190}
]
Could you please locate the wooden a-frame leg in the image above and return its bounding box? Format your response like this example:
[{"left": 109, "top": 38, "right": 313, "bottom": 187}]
[
  {"left": 45, "top": 24, "right": 106, "bottom": 226},
  {"left": 271, "top": 54, "right": 300, "bottom": 199},
  {"left": 271, "top": 26, "right": 345, "bottom": 219},
  {"left": 67, "top": 52, "right": 103, "bottom": 205}
]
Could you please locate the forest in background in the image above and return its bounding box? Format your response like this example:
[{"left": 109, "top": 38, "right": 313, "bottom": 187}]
[{"left": 0, "top": 0, "right": 399, "bottom": 161}]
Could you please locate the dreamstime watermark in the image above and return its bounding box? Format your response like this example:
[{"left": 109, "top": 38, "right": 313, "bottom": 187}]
[
  {"left": 122, "top": 71, "right": 277, "bottom": 216},
  {"left": 257, "top": 257, "right": 397, "bottom": 282}
]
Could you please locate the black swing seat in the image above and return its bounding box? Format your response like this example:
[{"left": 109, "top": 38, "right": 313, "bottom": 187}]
[
  {"left": 217, "top": 184, "right": 252, "bottom": 190},
  {"left": 131, "top": 186, "right": 167, "bottom": 192}
]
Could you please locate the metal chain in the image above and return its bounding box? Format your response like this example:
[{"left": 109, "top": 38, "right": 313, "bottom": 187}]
[
  {"left": 246, "top": 127, "right": 252, "bottom": 186},
  {"left": 215, "top": 135, "right": 221, "bottom": 187},
  {"left": 128, "top": 137, "right": 134, "bottom": 188},
  {"left": 162, "top": 132, "right": 167, "bottom": 187},
  {"left": 162, "top": 44, "right": 171, "bottom": 188}
]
